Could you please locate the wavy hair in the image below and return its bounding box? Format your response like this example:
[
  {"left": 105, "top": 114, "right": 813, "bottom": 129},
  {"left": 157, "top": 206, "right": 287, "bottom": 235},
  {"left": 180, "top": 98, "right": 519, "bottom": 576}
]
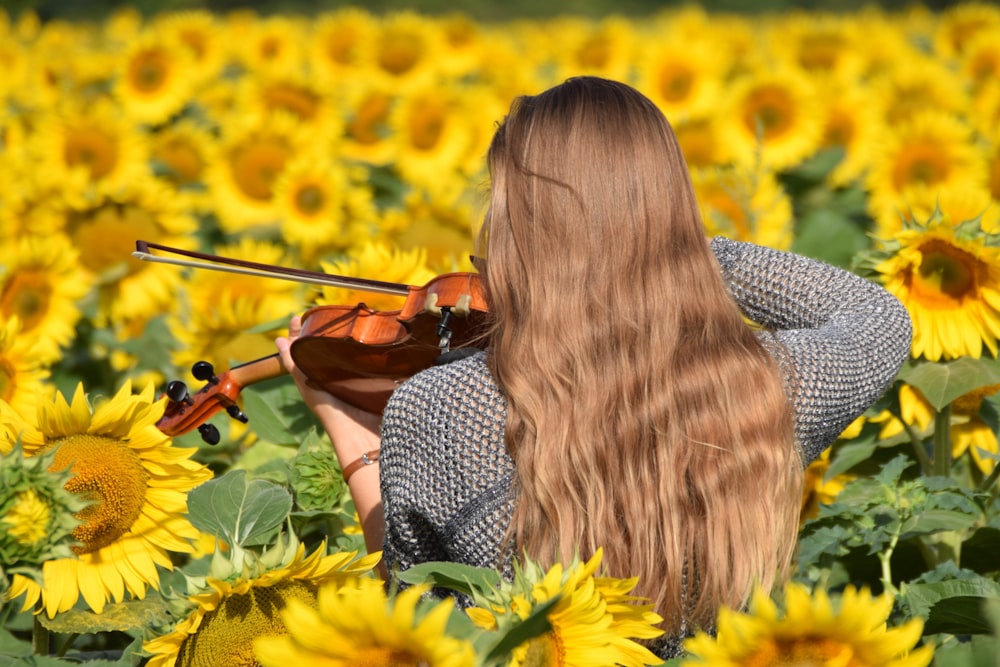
[{"left": 479, "top": 77, "right": 802, "bottom": 633}]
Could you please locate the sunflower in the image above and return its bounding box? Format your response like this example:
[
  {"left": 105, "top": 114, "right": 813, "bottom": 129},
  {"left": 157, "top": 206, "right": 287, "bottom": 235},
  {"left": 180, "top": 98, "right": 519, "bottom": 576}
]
[
  {"left": 959, "top": 30, "right": 1000, "bottom": 95},
  {"left": 870, "top": 57, "right": 970, "bottom": 128},
  {"left": 866, "top": 111, "right": 988, "bottom": 235},
  {"left": 932, "top": 1, "right": 1000, "bottom": 60},
  {"left": 0, "top": 234, "right": 94, "bottom": 365},
  {"left": 254, "top": 580, "right": 476, "bottom": 667},
  {"left": 469, "top": 549, "right": 664, "bottom": 667},
  {"left": 63, "top": 176, "right": 198, "bottom": 325},
  {"left": 817, "top": 82, "right": 886, "bottom": 189},
  {"left": 436, "top": 12, "right": 488, "bottom": 78},
  {"left": 152, "top": 10, "right": 229, "bottom": 87},
  {"left": 672, "top": 115, "right": 732, "bottom": 169},
  {"left": 764, "top": 11, "right": 865, "bottom": 85},
  {"left": 891, "top": 183, "right": 1000, "bottom": 236},
  {"left": 313, "top": 241, "right": 437, "bottom": 314},
  {"left": 634, "top": 37, "right": 727, "bottom": 122},
  {"left": 800, "top": 447, "right": 855, "bottom": 521},
  {"left": 682, "top": 582, "right": 933, "bottom": 667},
  {"left": 238, "top": 72, "right": 341, "bottom": 143},
  {"left": 873, "top": 382, "right": 999, "bottom": 476},
  {"left": 550, "top": 16, "right": 636, "bottom": 83},
  {"left": 0, "top": 317, "right": 50, "bottom": 422},
  {"left": 871, "top": 215, "right": 1000, "bottom": 362},
  {"left": 308, "top": 8, "right": 378, "bottom": 88},
  {"left": 30, "top": 98, "right": 150, "bottom": 198},
  {"left": 370, "top": 11, "right": 445, "bottom": 92},
  {"left": 389, "top": 84, "right": 474, "bottom": 196},
  {"left": 206, "top": 111, "right": 308, "bottom": 233},
  {"left": 150, "top": 119, "right": 216, "bottom": 206},
  {"left": 717, "top": 66, "right": 824, "bottom": 171},
  {"left": 168, "top": 237, "right": 305, "bottom": 375},
  {"left": 3, "top": 381, "right": 212, "bottom": 618},
  {"left": 1, "top": 443, "right": 85, "bottom": 568},
  {"left": 689, "top": 165, "right": 794, "bottom": 250},
  {"left": 337, "top": 83, "right": 399, "bottom": 166},
  {"left": 234, "top": 14, "right": 306, "bottom": 77},
  {"left": 384, "top": 185, "right": 482, "bottom": 270},
  {"left": 143, "top": 534, "right": 382, "bottom": 667},
  {"left": 114, "top": 29, "right": 198, "bottom": 126},
  {"left": 273, "top": 155, "right": 377, "bottom": 262}
]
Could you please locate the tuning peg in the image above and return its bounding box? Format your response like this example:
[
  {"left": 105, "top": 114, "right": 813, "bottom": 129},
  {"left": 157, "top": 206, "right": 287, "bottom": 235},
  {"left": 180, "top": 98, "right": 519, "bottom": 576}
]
[
  {"left": 198, "top": 423, "right": 221, "bottom": 445},
  {"left": 191, "top": 361, "right": 219, "bottom": 384},
  {"left": 226, "top": 404, "right": 249, "bottom": 423},
  {"left": 165, "top": 380, "right": 192, "bottom": 405}
]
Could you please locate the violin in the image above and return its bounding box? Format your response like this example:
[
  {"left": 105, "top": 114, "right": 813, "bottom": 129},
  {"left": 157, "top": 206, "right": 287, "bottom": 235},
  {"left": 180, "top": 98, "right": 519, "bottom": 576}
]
[{"left": 133, "top": 241, "right": 489, "bottom": 444}]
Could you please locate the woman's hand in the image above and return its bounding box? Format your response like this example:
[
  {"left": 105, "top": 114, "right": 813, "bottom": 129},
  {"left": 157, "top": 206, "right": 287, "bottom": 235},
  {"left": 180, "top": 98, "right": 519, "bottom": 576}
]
[
  {"left": 276, "top": 315, "right": 386, "bottom": 575},
  {"left": 275, "top": 315, "right": 382, "bottom": 456}
]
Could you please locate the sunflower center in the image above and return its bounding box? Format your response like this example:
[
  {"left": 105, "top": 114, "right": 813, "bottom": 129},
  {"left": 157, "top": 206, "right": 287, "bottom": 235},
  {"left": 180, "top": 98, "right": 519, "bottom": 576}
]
[
  {"left": 1, "top": 270, "right": 52, "bottom": 331},
  {"left": 744, "top": 86, "right": 793, "bottom": 139},
  {"left": 64, "top": 127, "right": 118, "bottom": 179},
  {"left": 178, "top": 580, "right": 317, "bottom": 667},
  {"left": 46, "top": 433, "right": 149, "bottom": 554},
  {"left": 156, "top": 137, "right": 205, "bottom": 184},
  {"left": 231, "top": 140, "right": 291, "bottom": 200},
  {"left": 577, "top": 36, "right": 610, "bottom": 69},
  {"left": 294, "top": 184, "right": 326, "bottom": 216},
  {"left": 352, "top": 648, "right": 427, "bottom": 666},
  {"left": 659, "top": 66, "right": 694, "bottom": 103},
  {"left": 743, "top": 637, "right": 851, "bottom": 667},
  {"left": 263, "top": 84, "right": 319, "bottom": 120},
  {"left": 379, "top": 34, "right": 421, "bottom": 75},
  {"left": 798, "top": 34, "right": 843, "bottom": 71},
  {"left": 324, "top": 30, "right": 357, "bottom": 65},
  {"left": 892, "top": 144, "right": 948, "bottom": 190},
  {"left": 349, "top": 94, "right": 391, "bottom": 145},
  {"left": 911, "top": 240, "right": 978, "bottom": 307},
  {"left": 409, "top": 106, "right": 445, "bottom": 150},
  {"left": 129, "top": 49, "right": 169, "bottom": 93},
  {"left": 822, "top": 112, "right": 853, "bottom": 148},
  {"left": 69, "top": 204, "right": 161, "bottom": 275}
]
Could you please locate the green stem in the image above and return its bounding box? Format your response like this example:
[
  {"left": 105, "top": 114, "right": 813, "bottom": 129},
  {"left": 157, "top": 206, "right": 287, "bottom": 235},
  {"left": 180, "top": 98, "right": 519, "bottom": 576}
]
[
  {"left": 932, "top": 405, "right": 952, "bottom": 477},
  {"left": 56, "top": 633, "right": 79, "bottom": 658},
  {"left": 900, "top": 418, "right": 933, "bottom": 476},
  {"left": 980, "top": 462, "right": 1000, "bottom": 494},
  {"left": 32, "top": 602, "right": 49, "bottom": 656}
]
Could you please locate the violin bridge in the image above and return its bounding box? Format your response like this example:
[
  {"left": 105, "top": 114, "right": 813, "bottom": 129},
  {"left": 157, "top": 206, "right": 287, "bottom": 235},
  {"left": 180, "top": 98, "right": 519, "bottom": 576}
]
[
  {"left": 453, "top": 294, "right": 472, "bottom": 317},
  {"left": 424, "top": 292, "right": 441, "bottom": 315}
]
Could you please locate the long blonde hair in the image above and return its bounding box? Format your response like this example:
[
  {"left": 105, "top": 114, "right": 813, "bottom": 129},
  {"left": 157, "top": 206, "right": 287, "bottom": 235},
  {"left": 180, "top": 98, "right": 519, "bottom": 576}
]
[{"left": 480, "top": 77, "right": 802, "bottom": 633}]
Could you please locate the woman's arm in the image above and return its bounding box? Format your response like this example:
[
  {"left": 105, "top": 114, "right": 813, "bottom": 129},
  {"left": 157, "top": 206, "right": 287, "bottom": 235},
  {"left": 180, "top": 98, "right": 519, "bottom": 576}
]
[
  {"left": 710, "top": 237, "right": 913, "bottom": 462},
  {"left": 276, "top": 316, "right": 386, "bottom": 577}
]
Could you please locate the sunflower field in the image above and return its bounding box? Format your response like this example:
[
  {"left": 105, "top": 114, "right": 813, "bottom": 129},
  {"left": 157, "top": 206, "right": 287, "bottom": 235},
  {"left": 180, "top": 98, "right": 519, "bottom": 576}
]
[{"left": 1, "top": 2, "right": 1000, "bottom": 666}]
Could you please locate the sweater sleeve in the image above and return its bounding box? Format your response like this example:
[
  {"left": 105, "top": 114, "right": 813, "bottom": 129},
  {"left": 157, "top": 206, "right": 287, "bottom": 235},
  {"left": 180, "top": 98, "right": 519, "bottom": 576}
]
[{"left": 710, "top": 237, "right": 913, "bottom": 463}]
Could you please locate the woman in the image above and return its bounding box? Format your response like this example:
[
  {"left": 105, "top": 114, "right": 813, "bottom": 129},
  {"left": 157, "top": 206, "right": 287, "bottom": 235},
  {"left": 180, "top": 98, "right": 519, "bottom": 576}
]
[{"left": 277, "top": 76, "right": 912, "bottom": 658}]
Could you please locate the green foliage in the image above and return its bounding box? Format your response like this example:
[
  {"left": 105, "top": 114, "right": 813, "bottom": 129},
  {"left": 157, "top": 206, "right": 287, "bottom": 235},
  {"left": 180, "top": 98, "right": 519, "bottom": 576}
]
[{"left": 186, "top": 469, "right": 293, "bottom": 548}]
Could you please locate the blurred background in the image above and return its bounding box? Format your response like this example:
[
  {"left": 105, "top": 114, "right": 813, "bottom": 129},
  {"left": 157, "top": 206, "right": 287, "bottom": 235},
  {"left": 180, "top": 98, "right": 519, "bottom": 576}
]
[{"left": 3, "top": 0, "right": 983, "bottom": 20}]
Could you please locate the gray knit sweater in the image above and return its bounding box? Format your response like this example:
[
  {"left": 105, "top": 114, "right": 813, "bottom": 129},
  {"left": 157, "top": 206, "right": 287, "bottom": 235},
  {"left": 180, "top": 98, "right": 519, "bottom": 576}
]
[{"left": 378, "top": 237, "right": 913, "bottom": 658}]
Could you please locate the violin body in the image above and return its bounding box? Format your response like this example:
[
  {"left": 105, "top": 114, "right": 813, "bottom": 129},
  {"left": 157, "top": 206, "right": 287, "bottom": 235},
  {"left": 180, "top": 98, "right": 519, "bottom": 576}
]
[
  {"left": 291, "top": 272, "right": 489, "bottom": 413},
  {"left": 151, "top": 263, "right": 489, "bottom": 440}
]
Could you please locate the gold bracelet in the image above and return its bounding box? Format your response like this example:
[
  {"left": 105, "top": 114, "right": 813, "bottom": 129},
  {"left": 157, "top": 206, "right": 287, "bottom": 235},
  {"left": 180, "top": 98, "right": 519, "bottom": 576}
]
[{"left": 342, "top": 449, "right": 380, "bottom": 483}]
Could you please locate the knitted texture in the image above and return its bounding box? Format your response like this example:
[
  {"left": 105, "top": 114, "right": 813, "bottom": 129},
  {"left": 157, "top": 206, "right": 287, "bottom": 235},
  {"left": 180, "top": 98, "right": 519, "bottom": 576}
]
[{"left": 379, "top": 237, "right": 913, "bottom": 658}]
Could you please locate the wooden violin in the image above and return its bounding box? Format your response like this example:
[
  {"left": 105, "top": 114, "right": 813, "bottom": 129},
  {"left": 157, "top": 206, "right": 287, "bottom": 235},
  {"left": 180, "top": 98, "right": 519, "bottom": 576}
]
[{"left": 133, "top": 241, "right": 489, "bottom": 444}]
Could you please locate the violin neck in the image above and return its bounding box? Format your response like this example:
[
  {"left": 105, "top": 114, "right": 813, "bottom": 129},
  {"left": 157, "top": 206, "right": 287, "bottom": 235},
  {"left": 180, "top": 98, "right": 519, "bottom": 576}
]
[{"left": 230, "top": 353, "right": 289, "bottom": 386}]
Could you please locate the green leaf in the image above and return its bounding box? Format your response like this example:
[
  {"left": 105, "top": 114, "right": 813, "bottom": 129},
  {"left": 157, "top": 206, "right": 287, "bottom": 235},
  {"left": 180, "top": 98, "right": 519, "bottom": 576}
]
[
  {"left": 932, "top": 635, "right": 1000, "bottom": 667},
  {"left": 396, "top": 561, "right": 502, "bottom": 599},
  {"left": 186, "top": 470, "right": 292, "bottom": 547},
  {"left": 480, "top": 596, "right": 558, "bottom": 665},
  {"left": 904, "top": 509, "right": 981, "bottom": 536},
  {"left": 240, "top": 377, "right": 318, "bottom": 446},
  {"left": 826, "top": 437, "right": 878, "bottom": 479},
  {"left": 791, "top": 208, "right": 869, "bottom": 269},
  {"left": 897, "top": 357, "right": 1000, "bottom": 411},
  {"left": 926, "top": 596, "right": 1000, "bottom": 635},
  {"left": 36, "top": 598, "right": 170, "bottom": 634},
  {"left": 901, "top": 577, "right": 1000, "bottom": 622}
]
